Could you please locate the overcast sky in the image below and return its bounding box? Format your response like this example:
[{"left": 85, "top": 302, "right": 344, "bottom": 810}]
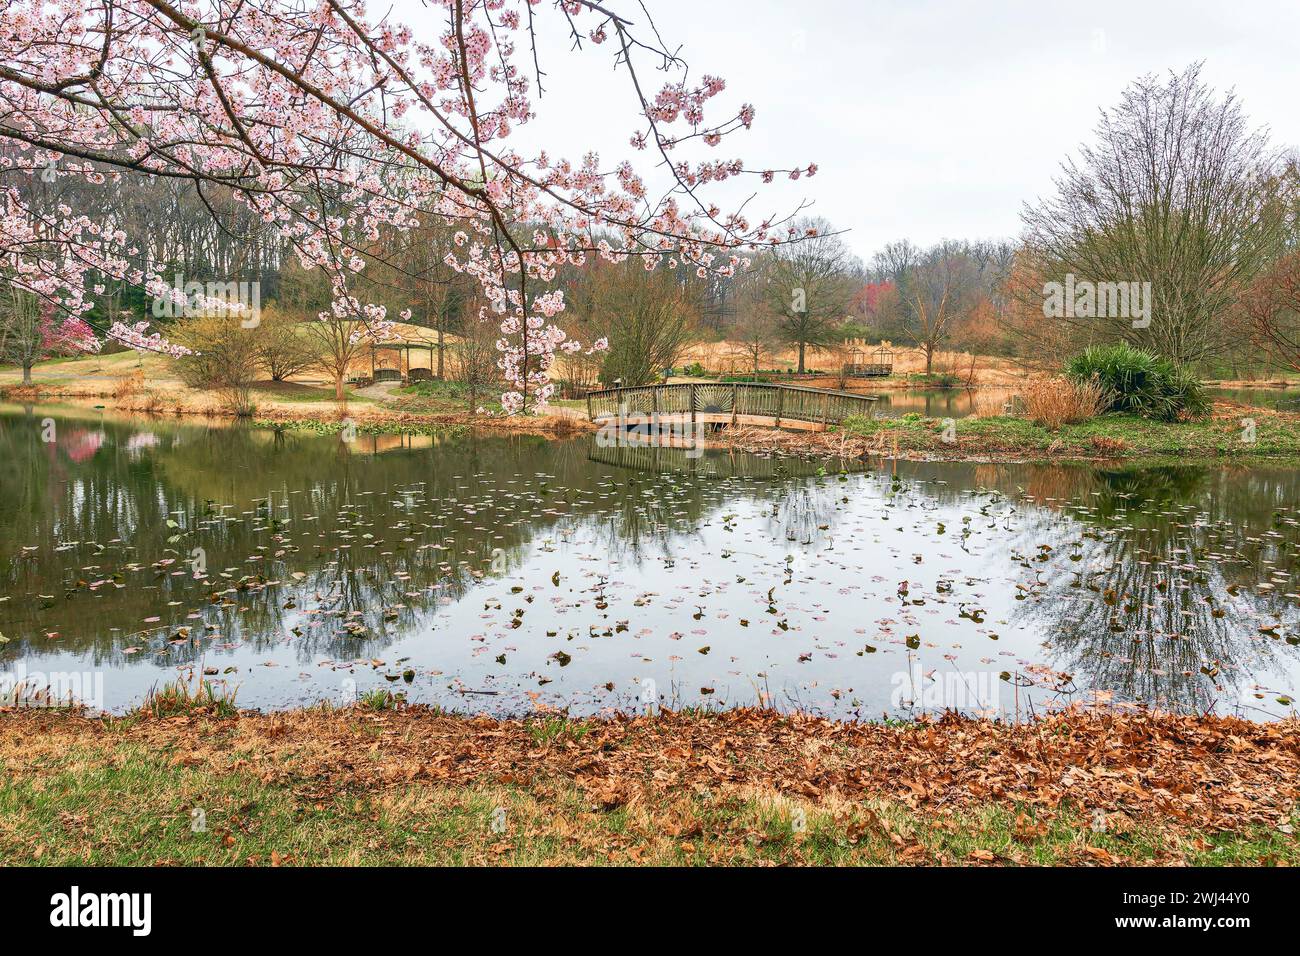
[{"left": 392, "top": 0, "right": 1300, "bottom": 264}]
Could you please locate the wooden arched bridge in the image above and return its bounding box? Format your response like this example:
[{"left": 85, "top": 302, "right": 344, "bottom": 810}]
[{"left": 586, "top": 382, "right": 878, "bottom": 431}]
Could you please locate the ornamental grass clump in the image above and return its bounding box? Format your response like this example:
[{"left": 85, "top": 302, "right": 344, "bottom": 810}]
[{"left": 1066, "top": 344, "right": 1208, "bottom": 421}]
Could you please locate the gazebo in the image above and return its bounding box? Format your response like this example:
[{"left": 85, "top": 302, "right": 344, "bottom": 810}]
[
  {"left": 844, "top": 340, "right": 894, "bottom": 377},
  {"left": 369, "top": 340, "right": 437, "bottom": 384}
]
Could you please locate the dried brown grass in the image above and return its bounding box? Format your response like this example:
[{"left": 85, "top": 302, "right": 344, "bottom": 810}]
[
  {"left": 972, "top": 390, "right": 1015, "bottom": 418},
  {"left": 1019, "top": 377, "right": 1108, "bottom": 429},
  {"left": 111, "top": 368, "right": 145, "bottom": 399}
]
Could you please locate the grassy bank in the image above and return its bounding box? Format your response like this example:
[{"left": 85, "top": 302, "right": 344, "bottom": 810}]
[
  {"left": 837, "top": 411, "right": 1300, "bottom": 461},
  {"left": 0, "top": 352, "right": 592, "bottom": 437},
  {"left": 1, "top": 706, "right": 1296, "bottom": 866}
]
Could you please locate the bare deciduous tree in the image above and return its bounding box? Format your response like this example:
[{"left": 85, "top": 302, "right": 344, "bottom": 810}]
[
  {"left": 1240, "top": 251, "right": 1300, "bottom": 372},
  {"left": 568, "top": 260, "right": 700, "bottom": 386},
  {"left": 0, "top": 285, "right": 43, "bottom": 384},
  {"left": 761, "top": 220, "right": 858, "bottom": 374},
  {"left": 900, "top": 242, "right": 982, "bottom": 374},
  {"left": 255, "top": 305, "right": 320, "bottom": 382},
  {"left": 452, "top": 310, "right": 502, "bottom": 412},
  {"left": 1021, "top": 63, "right": 1290, "bottom": 366},
  {"left": 727, "top": 310, "right": 781, "bottom": 378},
  {"left": 301, "top": 316, "right": 376, "bottom": 402}
]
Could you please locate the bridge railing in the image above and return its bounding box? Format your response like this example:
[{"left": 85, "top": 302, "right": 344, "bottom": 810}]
[{"left": 586, "top": 382, "right": 877, "bottom": 427}]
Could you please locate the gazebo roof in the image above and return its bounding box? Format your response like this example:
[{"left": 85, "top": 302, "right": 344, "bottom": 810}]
[{"left": 369, "top": 321, "right": 458, "bottom": 348}]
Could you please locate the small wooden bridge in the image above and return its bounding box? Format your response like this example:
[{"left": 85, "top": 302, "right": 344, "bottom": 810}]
[{"left": 586, "top": 382, "right": 877, "bottom": 431}]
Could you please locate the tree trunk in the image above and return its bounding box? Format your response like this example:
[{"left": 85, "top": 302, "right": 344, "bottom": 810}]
[
  {"left": 22, "top": 361, "right": 32, "bottom": 384},
  {"left": 797, "top": 341, "right": 806, "bottom": 375},
  {"left": 925, "top": 346, "right": 934, "bottom": 374},
  {"left": 334, "top": 373, "right": 345, "bottom": 402},
  {"left": 437, "top": 326, "right": 445, "bottom": 380}
]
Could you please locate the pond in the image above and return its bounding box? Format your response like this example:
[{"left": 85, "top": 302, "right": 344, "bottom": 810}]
[
  {"left": 1206, "top": 387, "right": 1300, "bottom": 412},
  {"left": 2, "top": 404, "right": 1298, "bottom": 720},
  {"left": 864, "top": 387, "right": 1012, "bottom": 419}
]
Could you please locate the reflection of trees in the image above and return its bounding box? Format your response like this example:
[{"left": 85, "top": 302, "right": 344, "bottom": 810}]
[
  {"left": 887, "top": 460, "right": 1300, "bottom": 711},
  {"left": 1, "top": 411, "right": 857, "bottom": 673},
  {"left": 582, "top": 445, "right": 857, "bottom": 567},
  {"left": 767, "top": 481, "right": 838, "bottom": 546},
  {"left": 581, "top": 473, "right": 707, "bottom": 567},
  {"left": 6, "top": 409, "right": 1300, "bottom": 715},
  {"left": 1, "top": 413, "right": 586, "bottom": 667}
]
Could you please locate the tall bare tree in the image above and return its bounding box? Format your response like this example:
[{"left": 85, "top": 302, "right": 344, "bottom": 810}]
[
  {"left": 728, "top": 310, "right": 782, "bottom": 378},
  {"left": 0, "top": 285, "right": 44, "bottom": 384},
  {"left": 761, "top": 219, "right": 858, "bottom": 374},
  {"left": 567, "top": 260, "right": 701, "bottom": 386},
  {"left": 1021, "top": 64, "right": 1290, "bottom": 366},
  {"left": 300, "top": 316, "right": 372, "bottom": 401},
  {"left": 900, "top": 242, "right": 982, "bottom": 374}
]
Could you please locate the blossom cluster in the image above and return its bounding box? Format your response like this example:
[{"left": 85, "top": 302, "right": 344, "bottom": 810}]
[{"left": 0, "top": 0, "right": 814, "bottom": 409}]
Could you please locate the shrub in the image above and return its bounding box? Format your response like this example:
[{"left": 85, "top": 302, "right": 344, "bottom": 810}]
[
  {"left": 112, "top": 369, "right": 145, "bottom": 399},
  {"left": 1090, "top": 435, "right": 1130, "bottom": 455},
  {"left": 1019, "top": 377, "right": 1109, "bottom": 429},
  {"left": 1065, "top": 344, "right": 1208, "bottom": 421},
  {"left": 174, "top": 312, "right": 262, "bottom": 416},
  {"left": 254, "top": 305, "right": 319, "bottom": 382}
]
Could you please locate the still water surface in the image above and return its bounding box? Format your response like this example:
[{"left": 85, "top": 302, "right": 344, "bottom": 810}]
[{"left": 2, "top": 405, "right": 1298, "bottom": 719}]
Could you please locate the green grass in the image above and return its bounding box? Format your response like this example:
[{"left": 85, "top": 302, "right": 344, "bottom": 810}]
[
  {"left": 357, "top": 688, "right": 405, "bottom": 710},
  {"left": 524, "top": 716, "right": 593, "bottom": 746},
  {"left": 252, "top": 418, "right": 472, "bottom": 439},
  {"left": 250, "top": 381, "right": 371, "bottom": 404},
  {"left": 841, "top": 411, "right": 1300, "bottom": 459},
  {"left": 388, "top": 379, "right": 503, "bottom": 414},
  {"left": 140, "top": 678, "right": 239, "bottom": 719}
]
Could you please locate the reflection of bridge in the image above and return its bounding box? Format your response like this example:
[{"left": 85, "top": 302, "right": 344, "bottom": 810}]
[
  {"left": 588, "top": 440, "right": 867, "bottom": 479},
  {"left": 587, "top": 382, "right": 878, "bottom": 431}
]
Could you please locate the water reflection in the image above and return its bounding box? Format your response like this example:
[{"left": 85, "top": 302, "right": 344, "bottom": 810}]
[
  {"left": 865, "top": 387, "right": 1014, "bottom": 419},
  {"left": 1, "top": 405, "right": 1298, "bottom": 719}
]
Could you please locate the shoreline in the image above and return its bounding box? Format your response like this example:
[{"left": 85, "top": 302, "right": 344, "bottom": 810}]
[
  {"left": 7, "top": 381, "right": 1300, "bottom": 464},
  {"left": 0, "top": 383, "right": 596, "bottom": 438},
  {"left": 2, "top": 705, "right": 1296, "bottom": 866}
]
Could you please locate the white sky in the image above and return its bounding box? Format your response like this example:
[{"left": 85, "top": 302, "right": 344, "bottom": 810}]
[{"left": 389, "top": 0, "right": 1300, "bottom": 264}]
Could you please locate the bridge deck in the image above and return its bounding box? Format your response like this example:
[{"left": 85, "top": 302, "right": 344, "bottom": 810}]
[{"left": 587, "top": 382, "right": 877, "bottom": 430}]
